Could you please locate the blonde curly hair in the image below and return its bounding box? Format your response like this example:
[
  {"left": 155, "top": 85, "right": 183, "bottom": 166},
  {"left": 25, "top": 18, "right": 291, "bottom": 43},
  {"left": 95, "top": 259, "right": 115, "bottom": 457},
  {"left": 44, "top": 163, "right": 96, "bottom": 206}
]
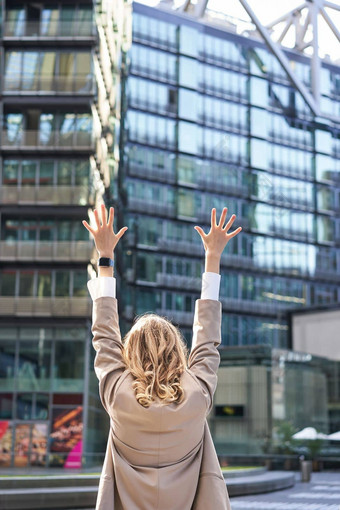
[{"left": 122, "top": 313, "right": 188, "bottom": 408}]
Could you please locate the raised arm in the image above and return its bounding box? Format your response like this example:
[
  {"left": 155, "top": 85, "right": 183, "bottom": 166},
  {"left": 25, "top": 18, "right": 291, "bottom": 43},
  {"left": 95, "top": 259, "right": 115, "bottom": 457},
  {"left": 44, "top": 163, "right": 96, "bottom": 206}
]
[
  {"left": 188, "top": 207, "right": 242, "bottom": 414},
  {"left": 83, "top": 204, "right": 128, "bottom": 413}
]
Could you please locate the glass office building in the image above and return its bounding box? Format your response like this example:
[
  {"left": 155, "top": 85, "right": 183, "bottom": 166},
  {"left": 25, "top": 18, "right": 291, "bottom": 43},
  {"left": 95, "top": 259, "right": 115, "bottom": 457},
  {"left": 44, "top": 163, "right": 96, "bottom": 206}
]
[
  {"left": 0, "top": 0, "right": 131, "bottom": 468},
  {"left": 120, "top": 2, "right": 340, "bottom": 346},
  {"left": 118, "top": 2, "right": 340, "bottom": 450}
]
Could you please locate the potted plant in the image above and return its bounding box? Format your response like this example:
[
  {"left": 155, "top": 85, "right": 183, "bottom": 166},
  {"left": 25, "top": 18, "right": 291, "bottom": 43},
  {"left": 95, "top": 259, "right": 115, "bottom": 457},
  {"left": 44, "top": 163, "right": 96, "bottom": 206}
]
[{"left": 273, "top": 421, "right": 297, "bottom": 470}]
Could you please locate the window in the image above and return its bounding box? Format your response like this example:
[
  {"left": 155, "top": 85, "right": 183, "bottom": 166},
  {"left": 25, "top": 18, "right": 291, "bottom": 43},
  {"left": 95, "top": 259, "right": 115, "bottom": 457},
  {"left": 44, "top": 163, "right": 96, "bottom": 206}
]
[
  {"left": 55, "top": 271, "right": 70, "bottom": 297},
  {"left": 4, "top": 51, "right": 92, "bottom": 93},
  {"left": 73, "top": 271, "right": 87, "bottom": 297},
  {"left": 178, "top": 121, "right": 202, "bottom": 155},
  {"left": 17, "top": 340, "right": 51, "bottom": 392},
  {"left": 179, "top": 57, "right": 198, "bottom": 89},
  {"left": 2, "top": 160, "right": 19, "bottom": 185},
  {"left": 53, "top": 341, "right": 84, "bottom": 392},
  {"left": 180, "top": 26, "right": 198, "bottom": 57}
]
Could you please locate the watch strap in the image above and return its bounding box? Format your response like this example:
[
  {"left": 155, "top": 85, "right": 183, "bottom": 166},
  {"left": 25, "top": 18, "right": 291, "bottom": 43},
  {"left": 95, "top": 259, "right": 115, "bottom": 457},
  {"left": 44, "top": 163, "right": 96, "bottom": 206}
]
[{"left": 98, "top": 257, "right": 114, "bottom": 267}]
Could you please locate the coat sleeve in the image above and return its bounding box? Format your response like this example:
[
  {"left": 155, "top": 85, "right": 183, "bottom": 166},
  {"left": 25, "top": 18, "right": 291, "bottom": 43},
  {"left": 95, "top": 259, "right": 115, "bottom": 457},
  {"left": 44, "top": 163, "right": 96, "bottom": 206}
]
[
  {"left": 187, "top": 298, "right": 222, "bottom": 414},
  {"left": 90, "top": 296, "right": 126, "bottom": 414}
]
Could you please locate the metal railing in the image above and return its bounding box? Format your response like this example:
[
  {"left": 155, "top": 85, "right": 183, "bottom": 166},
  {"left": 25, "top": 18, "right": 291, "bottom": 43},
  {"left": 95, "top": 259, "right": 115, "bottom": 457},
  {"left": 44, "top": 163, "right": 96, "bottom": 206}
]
[
  {"left": 127, "top": 197, "right": 175, "bottom": 217},
  {"left": 0, "top": 185, "right": 94, "bottom": 205},
  {"left": 0, "top": 296, "right": 92, "bottom": 316},
  {"left": 0, "top": 240, "right": 94, "bottom": 261},
  {"left": 3, "top": 20, "right": 96, "bottom": 38},
  {"left": 1, "top": 130, "right": 95, "bottom": 149},
  {"left": 3, "top": 75, "right": 95, "bottom": 94},
  {"left": 156, "top": 273, "right": 201, "bottom": 291},
  {"left": 155, "top": 309, "right": 194, "bottom": 326},
  {"left": 128, "top": 163, "right": 176, "bottom": 183}
]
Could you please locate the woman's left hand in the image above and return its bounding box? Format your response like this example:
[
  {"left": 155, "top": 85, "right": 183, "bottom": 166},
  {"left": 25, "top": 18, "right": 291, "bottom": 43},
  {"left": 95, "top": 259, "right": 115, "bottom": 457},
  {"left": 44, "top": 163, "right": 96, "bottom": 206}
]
[{"left": 82, "top": 204, "right": 128, "bottom": 257}]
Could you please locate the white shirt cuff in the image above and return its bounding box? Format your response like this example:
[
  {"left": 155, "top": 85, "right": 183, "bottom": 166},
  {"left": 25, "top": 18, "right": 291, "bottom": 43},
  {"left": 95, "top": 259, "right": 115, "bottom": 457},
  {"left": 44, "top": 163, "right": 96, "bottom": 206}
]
[
  {"left": 201, "top": 272, "right": 221, "bottom": 301},
  {"left": 87, "top": 276, "right": 116, "bottom": 301}
]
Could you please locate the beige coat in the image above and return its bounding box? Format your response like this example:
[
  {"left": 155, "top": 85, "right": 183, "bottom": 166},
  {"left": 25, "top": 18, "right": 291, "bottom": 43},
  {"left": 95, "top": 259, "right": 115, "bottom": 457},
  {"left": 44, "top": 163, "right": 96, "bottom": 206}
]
[{"left": 91, "top": 296, "right": 231, "bottom": 510}]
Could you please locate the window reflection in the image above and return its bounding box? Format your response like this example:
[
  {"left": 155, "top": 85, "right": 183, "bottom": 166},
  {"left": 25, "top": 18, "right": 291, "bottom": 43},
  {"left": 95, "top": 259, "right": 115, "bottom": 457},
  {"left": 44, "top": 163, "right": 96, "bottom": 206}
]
[
  {"left": 17, "top": 340, "right": 51, "bottom": 392},
  {"left": 0, "top": 341, "right": 16, "bottom": 391},
  {"left": 4, "top": 51, "right": 92, "bottom": 93},
  {"left": 53, "top": 341, "right": 84, "bottom": 392}
]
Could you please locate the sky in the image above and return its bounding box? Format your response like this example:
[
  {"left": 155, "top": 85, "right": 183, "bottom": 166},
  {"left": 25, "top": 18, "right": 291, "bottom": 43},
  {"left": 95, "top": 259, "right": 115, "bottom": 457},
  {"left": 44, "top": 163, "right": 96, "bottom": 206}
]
[{"left": 136, "top": 0, "right": 340, "bottom": 61}]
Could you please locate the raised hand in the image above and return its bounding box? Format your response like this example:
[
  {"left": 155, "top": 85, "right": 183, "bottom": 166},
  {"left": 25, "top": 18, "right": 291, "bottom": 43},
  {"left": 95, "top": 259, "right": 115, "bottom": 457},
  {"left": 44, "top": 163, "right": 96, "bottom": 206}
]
[
  {"left": 82, "top": 204, "right": 128, "bottom": 257},
  {"left": 194, "top": 207, "right": 242, "bottom": 257}
]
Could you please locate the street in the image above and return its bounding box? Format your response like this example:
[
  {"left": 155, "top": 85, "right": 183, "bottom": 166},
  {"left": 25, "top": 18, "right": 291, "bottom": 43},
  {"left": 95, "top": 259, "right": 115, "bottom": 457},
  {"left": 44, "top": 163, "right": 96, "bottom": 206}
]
[{"left": 231, "top": 472, "right": 340, "bottom": 510}]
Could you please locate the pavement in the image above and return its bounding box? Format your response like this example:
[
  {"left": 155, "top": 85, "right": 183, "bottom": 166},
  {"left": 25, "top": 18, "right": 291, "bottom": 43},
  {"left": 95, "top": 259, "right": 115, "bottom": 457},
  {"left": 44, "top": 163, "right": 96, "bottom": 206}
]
[{"left": 230, "top": 471, "right": 340, "bottom": 510}]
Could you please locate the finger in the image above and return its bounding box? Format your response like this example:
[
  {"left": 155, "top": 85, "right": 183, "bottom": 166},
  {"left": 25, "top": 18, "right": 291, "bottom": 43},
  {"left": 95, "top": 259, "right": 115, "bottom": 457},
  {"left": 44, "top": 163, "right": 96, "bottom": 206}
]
[
  {"left": 82, "top": 220, "right": 95, "bottom": 235},
  {"left": 108, "top": 207, "right": 114, "bottom": 227},
  {"left": 211, "top": 208, "right": 216, "bottom": 227},
  {"left": 101, "top": 203, "right": 107, "bottom": 225},
  {"left": 93, "top": 208, "right": 101, "bottom": 229},
  {"left": 218, "top": 207, "right": 228, "bottom": 227},
  {"left": 227, "top": 226, "right": 242, "bottom": 238},
  {"left": 117, "top": 226, "right": 128, "bottom": 239},
  {"left": 223, "top": 214, "right": 236, "bottom": 231},
  {"left": 194, "top": 226, "right": 206, "bottom": 238}
]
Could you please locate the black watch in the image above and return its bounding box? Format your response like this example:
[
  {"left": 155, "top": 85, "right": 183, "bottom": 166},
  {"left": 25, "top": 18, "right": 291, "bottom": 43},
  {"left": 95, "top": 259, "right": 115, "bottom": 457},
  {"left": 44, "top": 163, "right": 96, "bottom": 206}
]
[{"left": 98, "top": 257, "right": 114, "bottom": 267}]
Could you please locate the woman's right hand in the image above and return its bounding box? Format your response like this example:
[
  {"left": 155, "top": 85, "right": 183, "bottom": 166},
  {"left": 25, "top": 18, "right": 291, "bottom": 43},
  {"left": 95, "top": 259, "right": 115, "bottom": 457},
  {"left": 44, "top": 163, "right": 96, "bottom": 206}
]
[{"left": 194, "top": 207, "right": 242, "bottom": 257}]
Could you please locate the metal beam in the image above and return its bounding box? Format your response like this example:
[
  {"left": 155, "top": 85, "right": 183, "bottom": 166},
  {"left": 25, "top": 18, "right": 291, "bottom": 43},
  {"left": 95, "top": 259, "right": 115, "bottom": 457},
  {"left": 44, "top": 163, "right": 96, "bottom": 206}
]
[
  {"left": 320, "top": 6, "right": 340, "bottom": 42},
  {"left": 310, "top": 0, "right": 321, "bottom": 105},
  {"left": 238, "top": 0, "right": 320, "bottom": 116},
  {"left": 266, "top": 3, "right": 307, "bottom": 29},
  {"left": 160, "top": 0, "right": 340, "bottom": 120}
]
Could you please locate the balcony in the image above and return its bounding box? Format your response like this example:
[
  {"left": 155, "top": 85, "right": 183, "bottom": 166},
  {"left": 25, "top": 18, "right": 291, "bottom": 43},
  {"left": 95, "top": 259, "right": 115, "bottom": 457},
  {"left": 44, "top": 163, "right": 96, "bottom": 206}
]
[
  {"left": 3, "top": 75, "right": 95, "bottom": 95},
  {"left": 155, "top": 309, "right": 194, "bottom": 327},
  {"left": 0, "top": 185, "right": 94, "bottom": 206},
  {"left": 221, "top": 253, "right": 256, "bottom": 269},
  {"left": 1, "top": 130, "right": 95, "bottom": 151},
  {"left": 0, "top": 296, "right": 92, "bottom": 317},
  {"left": 156, "top": 273, "right": 201, "bottom": 291},
  {"left": 0, "top": 241, "right": 94, "bottom": 261},
  {"left": 157, "top": 238, "right": 203, "bottom": 256},
  {"left": 197, "top": 177, "right": 249, "bottom": 198},
  {"left": 220, "top": 297, "right": 291, "bottom": 316},
  {"left": 127, "top": 198, "right": 175, "bottom": 217},
  {"left": 3, "top": 21, "right": 97, "bottom": 39},
  {"left": 128, "top": 163, "right": 176, "bottom": 184}
]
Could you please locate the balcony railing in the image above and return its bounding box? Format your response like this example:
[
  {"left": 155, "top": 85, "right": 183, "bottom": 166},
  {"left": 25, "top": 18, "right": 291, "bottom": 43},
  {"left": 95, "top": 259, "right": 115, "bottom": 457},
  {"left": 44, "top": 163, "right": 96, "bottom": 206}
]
[
  {"left": 155, "top": 309, "right": 194, "bottom": 326},
  {"left": 127, "top": 197, "right": 175, "bottom": 217},
  {"left": 0, "top": 185, "right": 94, "bottom": 206},
  {"left": 3, "top": 75, "right": 95, "bottom": 94},
  {"left": 157, "top": 238, "right": 202, "bottom": 256},
  {"left": 0, "top": 296, "right": 92, "bottom": 316},
  {"left": 0, "top": 241, "right": 94, "bottom": 261},
  {"left": 219, "top": 297, "right": 292, "bottom": 316},
  {"left": 156, "top": 273, "right": 201, "bottom": 291},
  {"left": 1, "top": 130, "right": 95, "bottom": 150},
  {"left": 3, "top": 20, "right": 96, "bottom": 38},
  {"left": 197, "top": 177, "right": 249, "bottom": 197},
  {"left": 128, "top": 163, "right": 176, "bottom": 183}
]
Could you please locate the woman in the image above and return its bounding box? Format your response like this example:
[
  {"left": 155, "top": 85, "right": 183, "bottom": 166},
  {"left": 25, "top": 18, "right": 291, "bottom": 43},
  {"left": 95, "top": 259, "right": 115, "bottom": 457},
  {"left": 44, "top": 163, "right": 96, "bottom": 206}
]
[{"left": 83, "top": 204, "right": 242, "bottom": 510}]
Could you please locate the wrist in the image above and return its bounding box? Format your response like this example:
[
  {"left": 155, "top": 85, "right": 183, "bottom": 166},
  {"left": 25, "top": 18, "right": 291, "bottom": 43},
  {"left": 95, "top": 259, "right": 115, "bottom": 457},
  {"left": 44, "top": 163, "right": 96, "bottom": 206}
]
[
  {"left": 205, "top": 250, "right": 221, "bottom": 260},
  {"left": 98, "top": 252, "right": 114, "bottom": 259},
  {"left": 205, "top": 251, "right": 221, "bottom": 273}
]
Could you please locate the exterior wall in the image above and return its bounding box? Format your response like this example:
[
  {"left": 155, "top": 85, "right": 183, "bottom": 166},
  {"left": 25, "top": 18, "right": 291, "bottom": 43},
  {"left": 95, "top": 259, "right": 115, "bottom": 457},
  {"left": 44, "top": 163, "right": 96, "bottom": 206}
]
[
  {"left": 0, "top": 0, "right": 131, "bottom": 468},
  {"left": 120, "top": 2, "right": 340, "bottom": 353},
  {"left": 211, "top": 365, "right": 270, "bottom": 454},
  {"left": 292, "top": 309, "right": 340, "bottom": 361}
]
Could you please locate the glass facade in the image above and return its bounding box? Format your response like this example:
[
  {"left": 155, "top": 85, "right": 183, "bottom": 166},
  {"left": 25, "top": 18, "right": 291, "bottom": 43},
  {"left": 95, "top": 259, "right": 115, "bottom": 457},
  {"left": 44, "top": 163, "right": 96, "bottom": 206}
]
[
  {"left": 121, "top": 4, "right": 340, "bottom": 352},
  {"left": 0, "top": 0, "right": 132, "bottom": 467},
  {"left": 211, "top": 346, "right": 339, "bottom": 455}
]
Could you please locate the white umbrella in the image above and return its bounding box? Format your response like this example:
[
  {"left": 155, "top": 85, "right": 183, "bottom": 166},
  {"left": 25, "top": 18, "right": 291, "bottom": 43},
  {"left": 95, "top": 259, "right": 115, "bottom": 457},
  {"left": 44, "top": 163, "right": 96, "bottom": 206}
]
[
  {"left": 327, "top": 431, "right": 340, "bottom": 441},
  {"left": 292, "top": 427, "right": 328, "bottom": 440}
]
